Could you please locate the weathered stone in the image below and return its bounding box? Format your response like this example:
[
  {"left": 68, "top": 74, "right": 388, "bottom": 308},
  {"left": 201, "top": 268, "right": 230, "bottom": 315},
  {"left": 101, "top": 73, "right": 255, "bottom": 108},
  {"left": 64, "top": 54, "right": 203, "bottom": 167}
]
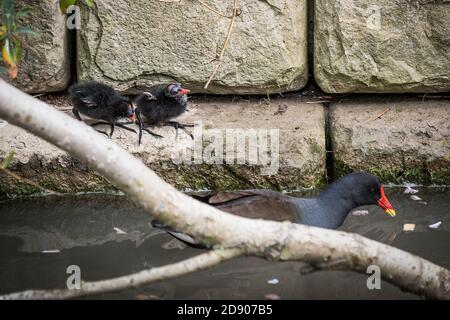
[
  {"left": 77, "top": 0, "right": 308, "bottom": 94},
  {"left": 4, "top": 0, "right": 70, "bottom": 93},
  {"left": 314, "top": 0, "right": 450, "bottom": 93},
  {"left": 0, "top": 95, "right": 326, "bottom": 199},
  {"left": 330, "top": 97, "right": 450, "bottom": 185}
]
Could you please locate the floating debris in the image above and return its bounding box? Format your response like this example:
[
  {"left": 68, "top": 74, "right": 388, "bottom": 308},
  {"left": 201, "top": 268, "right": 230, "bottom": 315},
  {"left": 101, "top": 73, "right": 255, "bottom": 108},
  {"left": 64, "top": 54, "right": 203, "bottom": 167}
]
[
  {"left": 428, "top": 221, "right": 442, "bottom": 229},
  {"left": 264, "top": 293, "right": 281, "bottom": 300},
  {"left": 352, "top": 210, "right": 369, "bottom": 216},
  {"left": 267, "top": 278, "right": 279, "bottom": 285},
  {"left": 114, "top": 227, "right": 127, "bottom": 234},
  {"left": 41, "top": 250, "right": 60, "bottom": 254},
  {"left": 418, "top": 201, "right": 428, "bottom": 206},
  {"left": 404, "top": 186, "right": 419, "bottom": 195},
  {"left": 410, "top": 195, "right": 422, "bottom": 201},
  {"left": 403, "top": 224, "right": 416, "bottom": 232}
]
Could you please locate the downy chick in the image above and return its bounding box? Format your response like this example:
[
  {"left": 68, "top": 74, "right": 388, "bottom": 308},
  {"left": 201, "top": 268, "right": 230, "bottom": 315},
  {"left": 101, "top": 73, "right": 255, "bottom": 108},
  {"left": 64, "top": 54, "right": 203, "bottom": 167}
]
[
  {"left": 134, "top": 83, "right": 194, "bottom": 144},
  {"left": 69, "top": 81, "right": 156, "bottom": 138}
]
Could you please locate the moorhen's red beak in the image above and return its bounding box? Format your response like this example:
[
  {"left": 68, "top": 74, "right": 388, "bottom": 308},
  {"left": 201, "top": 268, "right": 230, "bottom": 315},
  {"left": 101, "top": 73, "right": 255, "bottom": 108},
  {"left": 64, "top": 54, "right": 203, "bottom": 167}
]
[
  {"left": 128, "top": 113, "right": 137, "bottom": 122},
  {"left": 178, "top": 88, "right": 190, "bottom": 95},
  {"left": 377, "top": 186, "right": 396, "bottom": 217},
  {"left": 127, "top": 105, "right": 137, "bottom": 122}
]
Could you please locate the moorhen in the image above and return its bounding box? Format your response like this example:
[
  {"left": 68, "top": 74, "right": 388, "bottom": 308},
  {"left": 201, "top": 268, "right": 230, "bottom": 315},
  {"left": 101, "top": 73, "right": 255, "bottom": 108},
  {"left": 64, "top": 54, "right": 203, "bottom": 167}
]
[
  {"left": 134, "top": 83, "right": 194, "bottom": 144},
  {"left": 69, "top": 81, "right": 156, "bottom": 138},
  {"left": 153, "top": 172, "right": 396, "bottom": 247}
]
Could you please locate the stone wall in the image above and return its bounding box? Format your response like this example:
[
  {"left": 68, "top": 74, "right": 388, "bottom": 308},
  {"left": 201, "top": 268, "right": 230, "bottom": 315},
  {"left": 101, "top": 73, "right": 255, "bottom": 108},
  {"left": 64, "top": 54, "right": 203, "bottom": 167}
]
[
  {"left": 0, "top": 96, "right": 327, "bottom": 198},
  {"left": 77, "top": 0, "right": 308, "bottom": 94},
  {"left": 314, "top": 0, "right": 450, "bottom": 93},
  {"left": 3, "top": 1, "right": 449, "bottom": 94},
  {"left": 7, "top": 0, "right": 70, "bottom": 93},
  {"left": 0, "top": 1, "right": 449, "bottom": 198},
  {"left": 330, "top": 97, "right": 450, "bottom": 185}
]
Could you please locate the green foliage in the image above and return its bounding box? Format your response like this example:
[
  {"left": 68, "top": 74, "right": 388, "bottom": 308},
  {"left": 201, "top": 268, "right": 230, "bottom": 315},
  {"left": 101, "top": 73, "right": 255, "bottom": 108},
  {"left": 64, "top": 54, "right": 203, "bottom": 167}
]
[
  {"left": 0, "top": 0, "right": 95, "bottom": 78},
  {"left": 1, "top": 150, "right": 15, "bottom": 169},
  {"left": 59, "top": 0, "right": 94, "bottom": 14},
  {"left": 0, "top": 0, "right": 37, "bottom": 78},
  {"left": 59, "top": 0, "right": 76, "bottom": 14}
]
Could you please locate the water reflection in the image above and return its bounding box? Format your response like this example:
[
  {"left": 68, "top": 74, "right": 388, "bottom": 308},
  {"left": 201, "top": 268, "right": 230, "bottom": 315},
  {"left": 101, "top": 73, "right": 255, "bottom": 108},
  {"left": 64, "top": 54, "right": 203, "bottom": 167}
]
[{"left": 0, "top": 187, "right": 448, "bottom": 299}]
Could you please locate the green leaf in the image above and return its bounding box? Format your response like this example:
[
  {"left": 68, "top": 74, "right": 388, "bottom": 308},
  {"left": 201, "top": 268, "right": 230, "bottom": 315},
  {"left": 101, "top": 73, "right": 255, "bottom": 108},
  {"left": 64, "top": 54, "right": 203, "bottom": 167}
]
[
  {"left": 12, "top": 37, "right": 22, "bottom": 61},
  {"left": 84, "top": 0, "right": 95, "bottom": 7},
  {"left": 2, "top": 38, "right": 16, "bottom": 67},
  {"left": 59, "top": 0, "right": 77, "bottom": 15},
  {"left": 0, "top": 25, "right": 6, "bottom": 40},
  {"left": 1, "top": 150, "right": 15, "bottom": 170},
  {"left": 1, "top": 0, "right": 14, "bottom": 12},
  {"left": 15, "top": 26, "right": 39, "bottom": 37}
]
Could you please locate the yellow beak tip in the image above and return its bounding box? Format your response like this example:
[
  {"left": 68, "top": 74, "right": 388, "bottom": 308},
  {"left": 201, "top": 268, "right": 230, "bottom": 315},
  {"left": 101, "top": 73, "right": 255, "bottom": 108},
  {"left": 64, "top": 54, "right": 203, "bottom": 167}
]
[{"left": 385, "top": 209, "right": 396, "bottom": 217}]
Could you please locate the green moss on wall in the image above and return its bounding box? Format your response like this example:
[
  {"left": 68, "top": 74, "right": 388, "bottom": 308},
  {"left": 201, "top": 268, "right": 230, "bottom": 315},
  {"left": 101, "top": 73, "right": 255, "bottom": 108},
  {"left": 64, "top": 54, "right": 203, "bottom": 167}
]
[
  {"left": 334, "top": 157, "right": 450, "bottom": 185},
  {"left": 0, "top": 160, "right": 325, "bottom": 200}
]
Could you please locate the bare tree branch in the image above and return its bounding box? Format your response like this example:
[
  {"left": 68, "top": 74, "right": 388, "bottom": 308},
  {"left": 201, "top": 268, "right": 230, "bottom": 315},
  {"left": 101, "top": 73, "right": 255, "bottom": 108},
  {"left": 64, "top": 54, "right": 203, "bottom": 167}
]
[
  {"left": 0, "top": 79, "right": 449, "bottom": 299},
  {"left": 0, "top": 248, "right": 242, "bottom": 300}
]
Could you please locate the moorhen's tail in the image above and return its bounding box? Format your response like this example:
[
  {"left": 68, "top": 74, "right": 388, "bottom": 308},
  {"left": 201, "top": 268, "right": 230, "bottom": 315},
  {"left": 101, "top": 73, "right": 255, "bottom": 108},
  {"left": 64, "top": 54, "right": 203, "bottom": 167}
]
[{"left": 151, "top": 219, "right": 206, "bottom": 249}]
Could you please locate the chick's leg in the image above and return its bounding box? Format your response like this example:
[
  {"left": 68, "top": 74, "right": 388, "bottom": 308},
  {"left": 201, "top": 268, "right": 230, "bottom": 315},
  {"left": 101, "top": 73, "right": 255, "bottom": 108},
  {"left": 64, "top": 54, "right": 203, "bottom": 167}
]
[{"left": 163, "top": 121, "right": 195, "bottom": 139}]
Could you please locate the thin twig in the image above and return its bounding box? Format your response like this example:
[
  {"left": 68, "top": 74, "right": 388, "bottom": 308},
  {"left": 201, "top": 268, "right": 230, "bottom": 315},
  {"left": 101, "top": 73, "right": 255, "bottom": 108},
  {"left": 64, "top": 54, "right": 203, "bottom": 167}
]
[
  {"left": 58, "top": 108, "right": 74, "bottom": 112},
  {"left": 0, "top": 248, "right": 243, "bottom": 299},
  {"left": 204, "top": 0, "right": 239, "bottom": 90},
  {"left": 421, "top": 95, "right": 450, "bottom": 99},
  {"left": 305, "top": 100, "right": 332, "bottom": 104},
  {"left": 422, "top": 93, "right": 428, "bottom": 103},
  {"left": 367, "top": 107, "right": 390, "bottom": 122},
  {"left": 0, "top": 167, "right": 61, "bottom": 195},
  {"left": 196, "top": 0, "right": 234, "bottom": 18}
]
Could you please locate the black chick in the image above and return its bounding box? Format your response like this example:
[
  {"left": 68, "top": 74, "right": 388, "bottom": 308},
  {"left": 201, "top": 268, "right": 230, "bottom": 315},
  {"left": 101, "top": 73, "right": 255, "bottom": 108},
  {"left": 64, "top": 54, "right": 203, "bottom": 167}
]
[
  {"left": 134, "top": 83, "right": 194, "bottom": 144},
  {"left": 69, "top": 81, "right": 156, "bottom": 138}
]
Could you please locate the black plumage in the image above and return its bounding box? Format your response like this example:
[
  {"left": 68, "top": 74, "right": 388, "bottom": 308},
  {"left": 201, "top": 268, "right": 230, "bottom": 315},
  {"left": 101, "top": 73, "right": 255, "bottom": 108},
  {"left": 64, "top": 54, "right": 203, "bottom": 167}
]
[
  {"left": 69, "top": 81, "right": 156, "bottom": 138},
  {"left": 135, "top": 83, "right": 194, "bottom": 143},
  {"left": 152, "top": 172, "right": 396, "bottom": 247}
]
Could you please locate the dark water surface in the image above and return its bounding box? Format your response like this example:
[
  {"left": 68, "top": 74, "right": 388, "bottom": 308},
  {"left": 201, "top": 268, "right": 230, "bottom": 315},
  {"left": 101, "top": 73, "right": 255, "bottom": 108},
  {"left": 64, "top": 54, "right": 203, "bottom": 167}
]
[{"left": 0, "top": 187, "right": 449, "bottom": 299}]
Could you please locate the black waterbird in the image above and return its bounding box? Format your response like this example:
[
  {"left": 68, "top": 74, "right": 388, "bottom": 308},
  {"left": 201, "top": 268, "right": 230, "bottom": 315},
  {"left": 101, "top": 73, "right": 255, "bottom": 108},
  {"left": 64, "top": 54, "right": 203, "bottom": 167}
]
[{"left": 153, "top": 172, "right": 396, "bottom": 247}]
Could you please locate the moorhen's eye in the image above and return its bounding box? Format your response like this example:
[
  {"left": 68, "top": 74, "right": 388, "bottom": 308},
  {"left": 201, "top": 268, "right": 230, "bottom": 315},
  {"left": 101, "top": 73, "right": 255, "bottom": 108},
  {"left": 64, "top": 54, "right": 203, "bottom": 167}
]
[{"left": 369, "top": 187, "right": 376, "bottom": 193}]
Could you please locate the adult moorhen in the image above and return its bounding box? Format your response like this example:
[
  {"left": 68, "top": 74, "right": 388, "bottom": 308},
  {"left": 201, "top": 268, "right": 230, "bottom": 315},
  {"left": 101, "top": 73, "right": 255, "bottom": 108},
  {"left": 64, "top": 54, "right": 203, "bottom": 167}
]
[
  {"left": 134, "top": 83, "right": 194, "bottom": 144},
  {"left": 69, "top": 81, "right": 156, "bottom": 138},
  {"left": 153, "top": 172, "right": 396, "bottom": 247}
]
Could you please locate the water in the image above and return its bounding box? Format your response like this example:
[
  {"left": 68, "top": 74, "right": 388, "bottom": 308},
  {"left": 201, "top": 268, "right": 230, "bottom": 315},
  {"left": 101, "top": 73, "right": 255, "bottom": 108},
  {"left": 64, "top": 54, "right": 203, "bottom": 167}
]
[{"left": 0, "top": 187, "right": 449, "bottom": 299}]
